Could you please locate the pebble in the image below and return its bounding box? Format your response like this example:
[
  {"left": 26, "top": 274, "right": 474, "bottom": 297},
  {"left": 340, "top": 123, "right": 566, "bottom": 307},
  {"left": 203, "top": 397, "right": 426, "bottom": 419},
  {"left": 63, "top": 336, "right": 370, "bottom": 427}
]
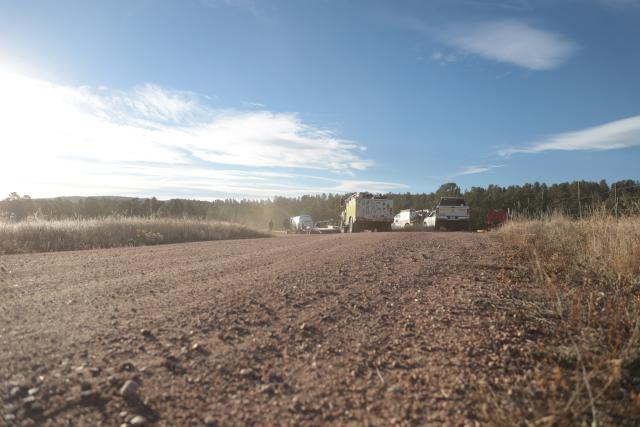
[
  {"left": 239, "top": 368, "right": 254, "bottom": 378},
  {"left": 119, "top": 380, "right": 139, "bottom": 398},
  {"left": 9, "top": 386, "right": 23, "bottom": 398},
  {"left": 259, "top": 384, "right": 275, "bottom": 395},
  {"left": 204, "top": 415, "right": 217, "bottom": 426},
  {"left": 130, "top": 415, "right": 147, "bottom": 426},
  {"left": 388, "top": 385, "right": 403, "bottom": 395},
  {"left": 22, "top": 396, "right": 36, "bottom": 404}
]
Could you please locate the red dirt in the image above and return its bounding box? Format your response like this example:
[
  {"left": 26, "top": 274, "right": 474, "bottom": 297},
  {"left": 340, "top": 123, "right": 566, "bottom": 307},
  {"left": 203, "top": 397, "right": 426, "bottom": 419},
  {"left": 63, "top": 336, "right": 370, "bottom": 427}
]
[{"left": 1, "top": 232, "right": 531, "bottom": 426}]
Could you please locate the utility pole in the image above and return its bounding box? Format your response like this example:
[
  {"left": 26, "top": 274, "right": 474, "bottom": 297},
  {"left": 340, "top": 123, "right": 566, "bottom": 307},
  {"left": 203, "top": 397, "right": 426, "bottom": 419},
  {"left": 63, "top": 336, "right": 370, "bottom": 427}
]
[{"left": 577, "top": 182, "right": 582, "bottom": 219}]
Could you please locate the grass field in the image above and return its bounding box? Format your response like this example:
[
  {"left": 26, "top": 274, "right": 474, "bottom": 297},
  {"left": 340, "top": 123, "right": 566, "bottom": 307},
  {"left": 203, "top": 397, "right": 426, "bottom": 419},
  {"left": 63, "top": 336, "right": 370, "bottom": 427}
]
[
  {"left": 0, "top": 217, "right": 269, "bottom": 254},
  {"left": 497, "top": 212, "right": 640, "bottom": 424}
]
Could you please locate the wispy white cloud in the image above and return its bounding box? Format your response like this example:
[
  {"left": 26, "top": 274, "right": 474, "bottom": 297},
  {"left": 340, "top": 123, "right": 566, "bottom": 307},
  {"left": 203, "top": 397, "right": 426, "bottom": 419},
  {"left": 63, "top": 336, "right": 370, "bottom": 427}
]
[
  {"left": 241, "top": 101, "right": 266, "bottom": 108},
  {"left": 443, "top": 20, "right": 577, "bottom": 70},
  {"left": 499, "top": 115, "right": 640, "bottom": 156},
  {"left": 431, "top": 51, "right": 457, "bottom": 64},
  {"left": 455, "top": 164, "right": 504, "bottom": 176},
  {"left": 395, "top": 17, "right": 576, "bottom": 70},
  {"left": 0, "top": 71, "right": 404, "bottom": 199}
]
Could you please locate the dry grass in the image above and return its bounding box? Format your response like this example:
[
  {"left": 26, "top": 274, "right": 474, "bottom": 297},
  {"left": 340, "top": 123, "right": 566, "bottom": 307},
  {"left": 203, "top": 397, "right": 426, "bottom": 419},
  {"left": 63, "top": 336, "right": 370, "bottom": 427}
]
[
  {"left": 496, "top": 212, "right": 640, "bottom": 426},
  {"left": 0, "top": 217, "right": 269, "bottom": 254}
]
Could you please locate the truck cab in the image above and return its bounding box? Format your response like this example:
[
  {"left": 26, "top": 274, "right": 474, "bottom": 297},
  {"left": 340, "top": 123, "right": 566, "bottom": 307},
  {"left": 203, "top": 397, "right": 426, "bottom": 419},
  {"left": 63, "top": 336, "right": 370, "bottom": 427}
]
[{"left": 424, "top": 197, "right": 469, "bottom": 231}]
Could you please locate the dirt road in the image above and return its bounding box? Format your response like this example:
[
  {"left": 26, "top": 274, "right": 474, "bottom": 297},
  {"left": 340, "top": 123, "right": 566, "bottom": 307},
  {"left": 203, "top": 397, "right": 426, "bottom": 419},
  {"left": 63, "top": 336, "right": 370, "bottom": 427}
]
[{"left": 1, "top": 233, "right": 530, "bottom": 426}]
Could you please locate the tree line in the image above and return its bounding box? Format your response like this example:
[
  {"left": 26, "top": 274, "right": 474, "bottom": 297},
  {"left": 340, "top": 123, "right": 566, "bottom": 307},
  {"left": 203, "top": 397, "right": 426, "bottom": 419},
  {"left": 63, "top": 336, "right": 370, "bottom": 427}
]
[{"left": 2, "top": 179, "right": 639, "bottom": 229}]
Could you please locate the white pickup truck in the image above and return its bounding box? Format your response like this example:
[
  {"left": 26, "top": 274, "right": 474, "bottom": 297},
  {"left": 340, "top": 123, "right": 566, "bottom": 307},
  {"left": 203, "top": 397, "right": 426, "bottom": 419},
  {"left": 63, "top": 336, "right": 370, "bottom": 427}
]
[
  {"left": 424, "top": 197, "right": 470, "bottom": 231},
  {"left": 287, "top": 215, "right": 314, "bottom": 233}
]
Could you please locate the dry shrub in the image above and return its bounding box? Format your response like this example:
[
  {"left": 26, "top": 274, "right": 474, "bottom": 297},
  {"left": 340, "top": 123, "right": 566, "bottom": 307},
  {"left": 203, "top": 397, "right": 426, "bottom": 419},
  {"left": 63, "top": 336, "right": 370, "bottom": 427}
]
[
  {"left": 496, "top": 211, "right": 640, "bottom": 426},
  {"left": 0, "top": 217, "right": 269, "bottom": 254}
]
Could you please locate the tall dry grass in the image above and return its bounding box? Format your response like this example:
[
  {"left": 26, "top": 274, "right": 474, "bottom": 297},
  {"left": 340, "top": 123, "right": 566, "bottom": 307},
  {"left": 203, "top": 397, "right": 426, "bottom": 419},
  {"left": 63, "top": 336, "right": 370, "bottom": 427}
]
[
  {"left": 0, "top": 217, "right": 269, "bottom": 254},
  {"left": 496, "top": 211, "right": 640, "bottom": 425}
]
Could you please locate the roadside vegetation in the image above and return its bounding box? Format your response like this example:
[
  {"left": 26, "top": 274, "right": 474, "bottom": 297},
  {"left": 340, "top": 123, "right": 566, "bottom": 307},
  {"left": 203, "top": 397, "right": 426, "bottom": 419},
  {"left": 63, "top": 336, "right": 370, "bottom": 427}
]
[
  {"left": 0, "top": 217, "right": 268, "bottom": 254},
  {"left": 496, "top": 210, "right": 640, "bottom": 425},
  {"left": 2, "top": 179, "right": 638, "bottom": 230}
]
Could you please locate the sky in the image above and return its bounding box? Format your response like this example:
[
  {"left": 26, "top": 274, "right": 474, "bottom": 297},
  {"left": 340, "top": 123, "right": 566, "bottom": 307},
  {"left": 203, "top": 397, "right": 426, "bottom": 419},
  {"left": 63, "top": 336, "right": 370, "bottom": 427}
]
[{"left": 0, "top": 0, "right": 639, "bottom": 200}]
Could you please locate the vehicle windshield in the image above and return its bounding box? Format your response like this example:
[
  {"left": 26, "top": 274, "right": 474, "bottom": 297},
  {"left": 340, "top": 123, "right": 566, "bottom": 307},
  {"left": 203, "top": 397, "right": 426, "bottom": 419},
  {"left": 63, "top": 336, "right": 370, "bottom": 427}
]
[{"left": 439, "top": 198, "right": 466, "bottom": 206}]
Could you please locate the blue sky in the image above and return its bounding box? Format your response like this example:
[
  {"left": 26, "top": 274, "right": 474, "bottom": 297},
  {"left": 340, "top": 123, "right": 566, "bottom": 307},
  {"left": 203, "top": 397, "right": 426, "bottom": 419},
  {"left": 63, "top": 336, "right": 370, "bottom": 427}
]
[{"left": 0, "top": 0, "right": 639, "bottom": 199}]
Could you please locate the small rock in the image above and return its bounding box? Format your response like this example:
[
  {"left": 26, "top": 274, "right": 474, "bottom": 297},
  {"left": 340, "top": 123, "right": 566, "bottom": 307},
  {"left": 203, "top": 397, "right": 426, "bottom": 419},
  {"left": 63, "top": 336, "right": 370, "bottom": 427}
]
[
  {"left": 9, "top": 386, "right": 24, "bottom": 398},
  {"left": 388, "top": 385, "right": 403, "bottom": 395},
  {"left": 89, "top": 367, "right": 101, "bottom": 377},
  {"left": 22, "top": 396, "right": 36, "bottom": 404},
  {"left": 239, "top": 368, "right": 255, "bottom": 378},
  {"left": 119, "top": 362, "right": 135, "bottom": 372},
  {"left": 119, "top": 411, "right": 128, "bottom": 419},
  {"left": 119, "top": 380, "right": 139, "bottom": 398},
  {"left": 140, "top": 329, "right": 152, "bottom": 337},
  {"left": 204, "top": 415, "right": 217, "bottom": 426},
  {"left": 27, "top": 387, "right": 39, "bottom": 396},
  {"left": 259, "top": 384, "right": 275, "bottom": 395},
  {"left": 80, "top": 390, "right": 98, "bottom": 400},
  {"left": 130, "top": 415, "right": 147, "bottom": 426}
]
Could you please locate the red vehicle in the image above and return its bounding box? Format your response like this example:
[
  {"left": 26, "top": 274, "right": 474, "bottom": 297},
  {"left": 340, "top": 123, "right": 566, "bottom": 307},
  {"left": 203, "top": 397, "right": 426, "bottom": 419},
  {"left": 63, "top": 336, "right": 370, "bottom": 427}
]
[{"left": 486, "top": 209, "right": 508, "bottom": 227}]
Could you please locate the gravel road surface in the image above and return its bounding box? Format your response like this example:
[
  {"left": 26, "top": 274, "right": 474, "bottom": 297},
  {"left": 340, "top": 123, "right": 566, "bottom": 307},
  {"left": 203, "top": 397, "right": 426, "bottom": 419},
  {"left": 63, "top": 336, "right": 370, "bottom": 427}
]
[{"left": 1, "top": 233, "right": 529, "bottom": 426}]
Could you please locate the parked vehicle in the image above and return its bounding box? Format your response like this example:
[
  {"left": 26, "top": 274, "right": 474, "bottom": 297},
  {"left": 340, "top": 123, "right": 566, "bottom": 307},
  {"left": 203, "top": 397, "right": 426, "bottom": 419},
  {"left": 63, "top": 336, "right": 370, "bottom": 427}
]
[
  {"left": 312, "top": 219, "right": 341, "bottom": 234},
  {"left": 392, "top": 209, "right": 430, "bottom": 230},
  {"left": 340, "top": 193, "right": 394, "bottom": 233},
  {"left": 287, "top": 215, "right": 314, "bottom": 233},
  {"left": 486, "top": 208, "right": 508, "bottom": 228},
  {"left": 424, "top": 197, "right": 469, "bottom": 231}
]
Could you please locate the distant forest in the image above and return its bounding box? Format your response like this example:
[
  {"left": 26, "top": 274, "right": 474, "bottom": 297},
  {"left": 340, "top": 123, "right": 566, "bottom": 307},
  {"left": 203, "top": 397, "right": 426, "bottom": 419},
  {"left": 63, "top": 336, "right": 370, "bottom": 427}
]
[{"left": 2, "top": 180, "right": 639, "bottom": 229}]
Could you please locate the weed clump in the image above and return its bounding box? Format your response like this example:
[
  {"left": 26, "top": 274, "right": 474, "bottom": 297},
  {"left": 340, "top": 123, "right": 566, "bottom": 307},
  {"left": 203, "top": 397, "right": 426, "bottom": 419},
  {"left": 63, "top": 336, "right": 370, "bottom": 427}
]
[{"left": 496, "top": 211, "right": 640, "bottom": 425}]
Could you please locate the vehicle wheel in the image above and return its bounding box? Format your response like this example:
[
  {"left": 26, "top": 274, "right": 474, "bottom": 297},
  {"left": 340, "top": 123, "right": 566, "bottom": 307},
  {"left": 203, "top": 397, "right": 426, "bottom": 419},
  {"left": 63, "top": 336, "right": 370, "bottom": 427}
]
[{"left": 348, "top": 218, "right": 353, "bottom": 233}]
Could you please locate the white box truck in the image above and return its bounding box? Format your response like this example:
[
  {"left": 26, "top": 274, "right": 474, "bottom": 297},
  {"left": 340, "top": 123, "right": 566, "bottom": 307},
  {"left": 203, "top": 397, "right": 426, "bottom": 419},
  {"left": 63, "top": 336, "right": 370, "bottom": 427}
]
[{"left": 340, "top": 193, "right": 394, "bottom": 233}]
